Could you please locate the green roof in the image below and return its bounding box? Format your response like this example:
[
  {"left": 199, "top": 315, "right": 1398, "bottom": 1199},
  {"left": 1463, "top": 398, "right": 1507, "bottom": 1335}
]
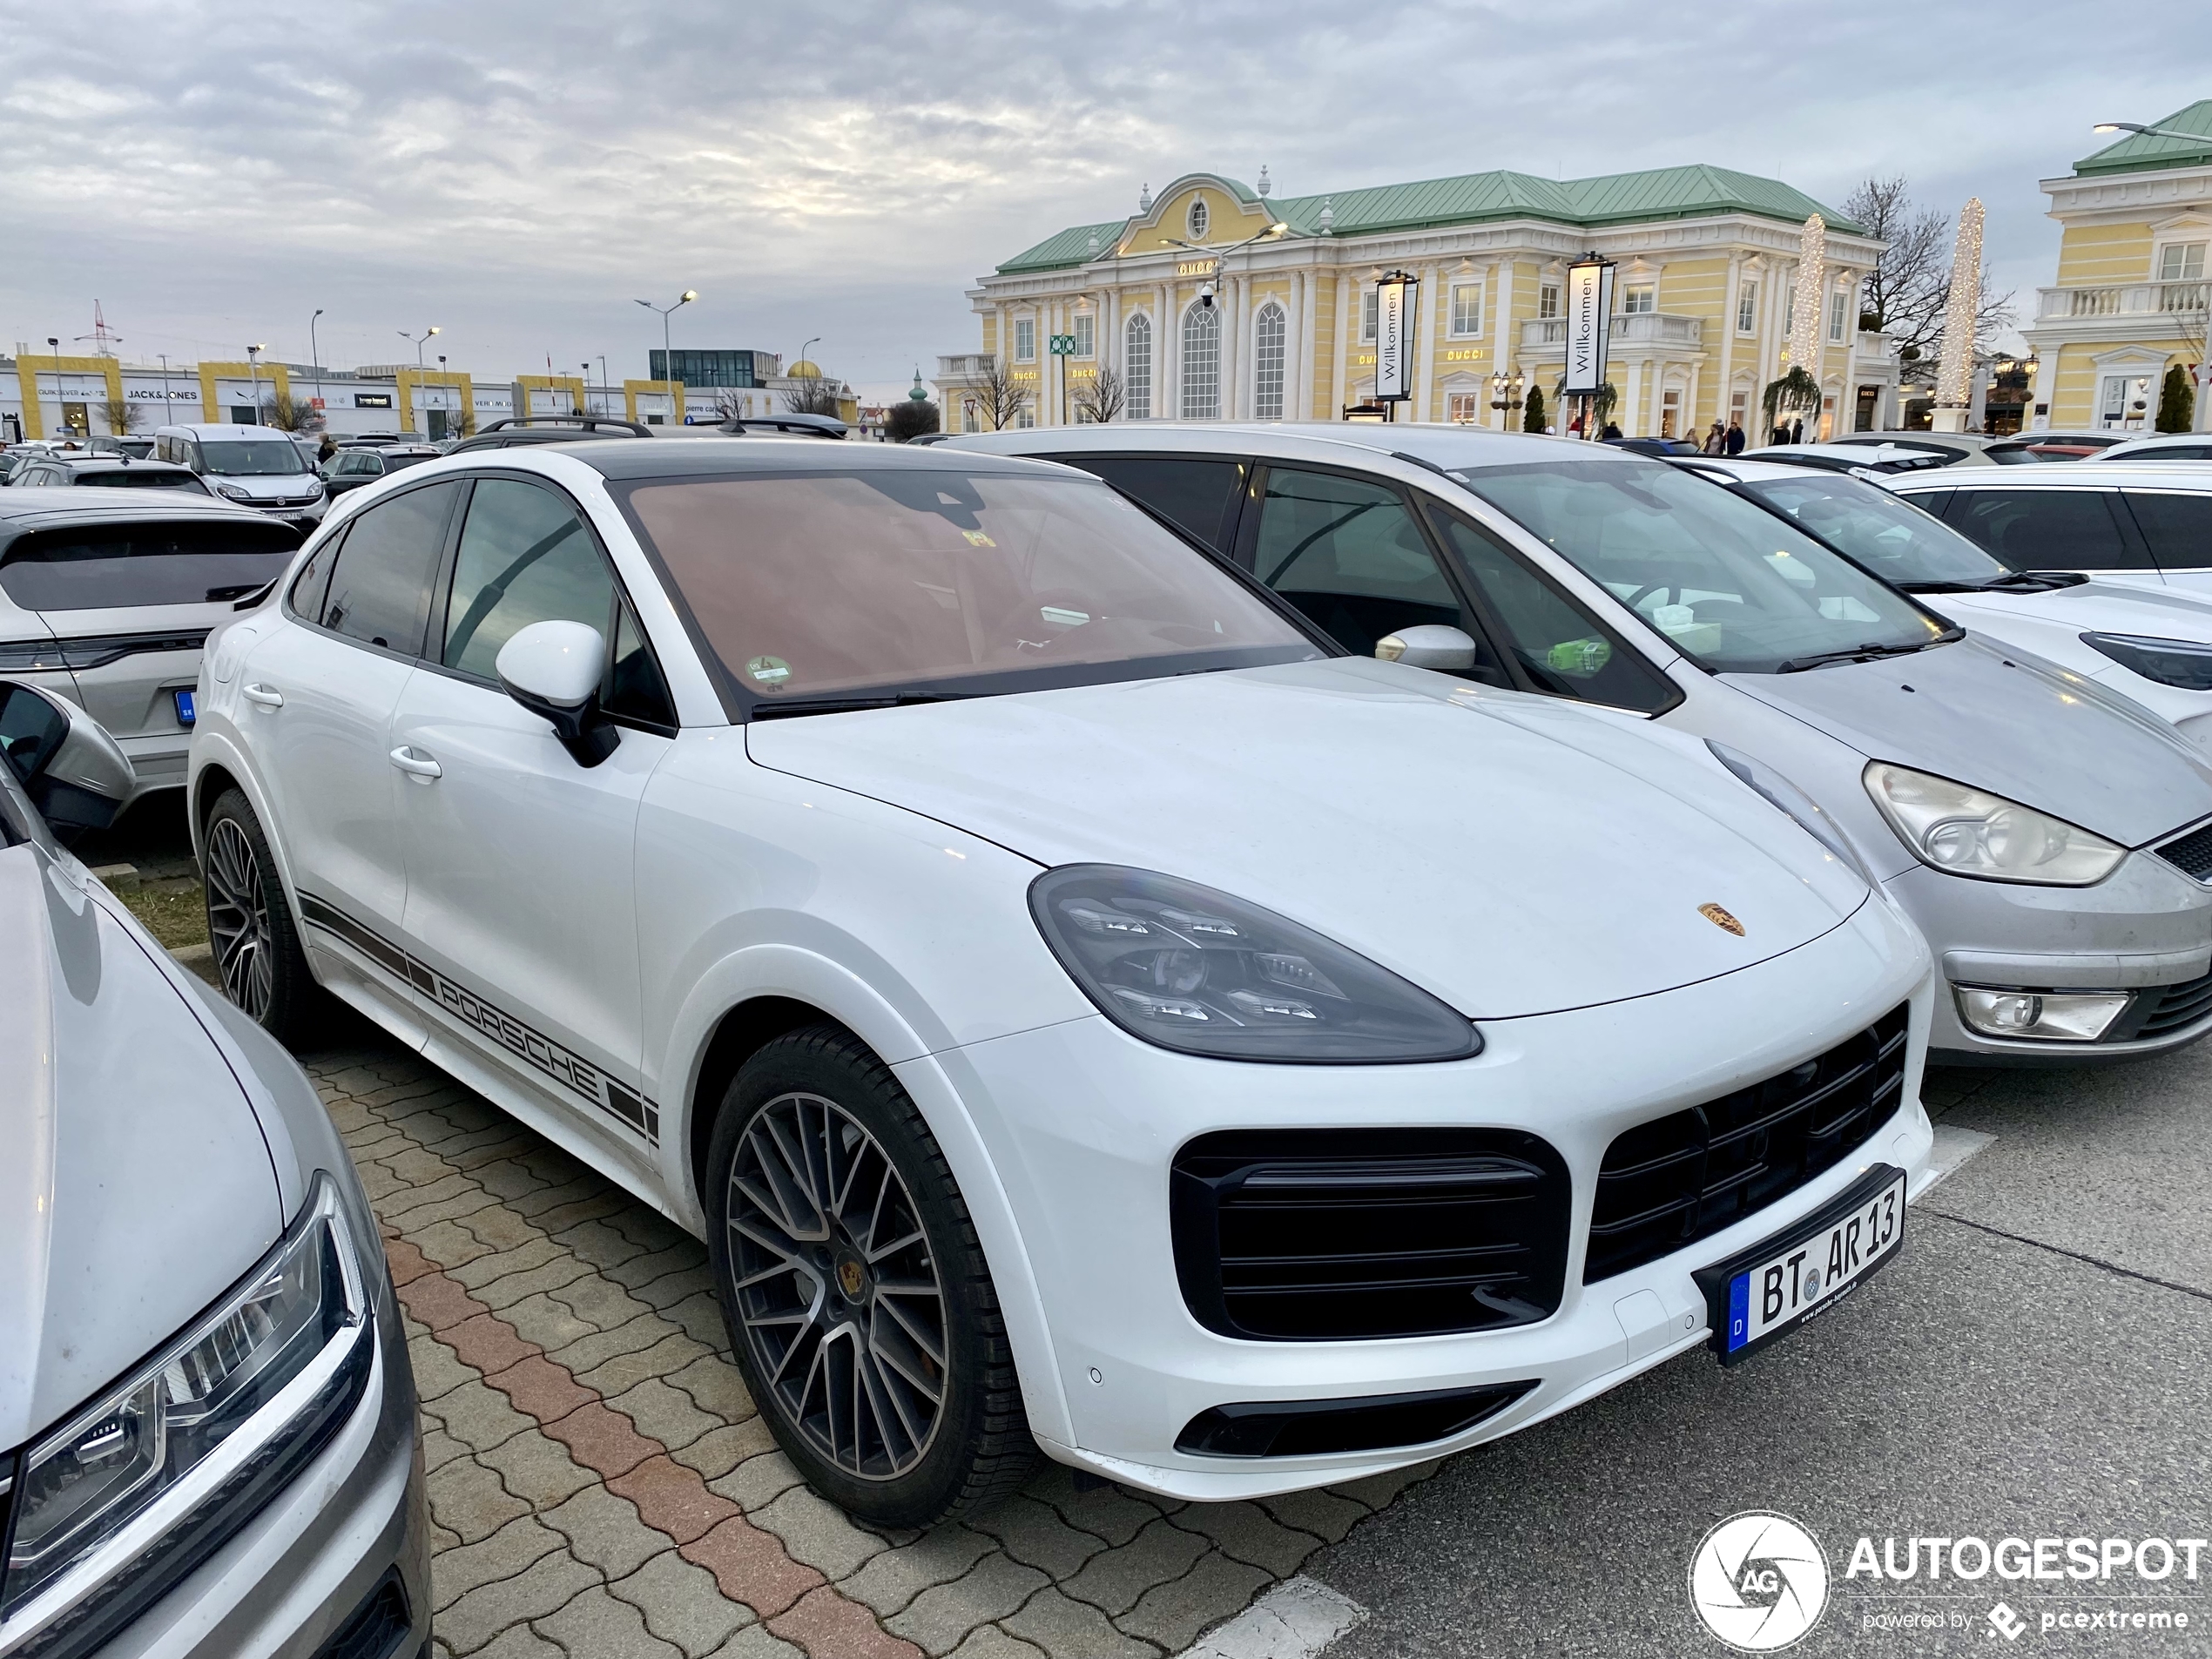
[
  {"left": 996, "top": 164, "right": 1860, "bottom": 274},
  {"left": 2074, "top": 100, "right": 2212, "bottom": 177}
]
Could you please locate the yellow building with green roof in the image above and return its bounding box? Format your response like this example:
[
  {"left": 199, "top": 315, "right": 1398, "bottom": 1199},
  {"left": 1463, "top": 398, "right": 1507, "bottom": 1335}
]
[
  {"left": 940, "top": 164, "right": 1894, "bottom": 441},
  {"left": 2022, "top": 102, "right": 2212, "bottom": 434}
]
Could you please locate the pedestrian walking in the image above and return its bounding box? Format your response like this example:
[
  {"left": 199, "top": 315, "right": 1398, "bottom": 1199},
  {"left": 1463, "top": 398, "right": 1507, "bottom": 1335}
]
[
  {"left": 1703, "top": 421, "right": 1725, "bottom": 455},
  {"left": 1600, "top": 421, "right": 1622, "bottom": 440},
  {"left": 1790, "top": 417, "right": 1804, "bottom": 445},
  {"left": 1724, "top": 418, "right": 1745, "bottom": 455}
]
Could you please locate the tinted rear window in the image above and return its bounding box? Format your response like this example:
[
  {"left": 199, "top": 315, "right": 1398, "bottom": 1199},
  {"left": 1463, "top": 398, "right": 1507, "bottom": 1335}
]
[
  {"left": 1943, "top": 489, "right": 2135, "bottom": 570},
  {"left": 0, "top": 519, "right": 303, "bottom": 610},
  {"left": 1057, "top": 455, "right": 1249, "bottom": 556},
  {"left": 73, "top": 470, "right": 205, "bottom": 489},
  {"left": 2121, "top": 490, "right": 2212, "bottom": 571}
]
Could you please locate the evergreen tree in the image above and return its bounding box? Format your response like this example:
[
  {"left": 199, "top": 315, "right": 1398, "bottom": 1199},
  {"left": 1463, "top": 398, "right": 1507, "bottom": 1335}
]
[
  {"left": 2157, "top": 364, "right": 2195, "bottom": 434},
  {"left": 1522, "top": 387, "right": 1546, "bottom": 433}
]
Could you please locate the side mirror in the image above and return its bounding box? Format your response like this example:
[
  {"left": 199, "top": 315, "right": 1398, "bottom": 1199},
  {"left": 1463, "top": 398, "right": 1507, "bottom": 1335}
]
[
  {"left": 1375, "top": 624, "right": 1478, "bottom": 672},
  {"left": 0, "top": 681, "right": 134, "bottom": 840},
  {"left": 496, "top": 620, "right": 619, "bottom": 766}
]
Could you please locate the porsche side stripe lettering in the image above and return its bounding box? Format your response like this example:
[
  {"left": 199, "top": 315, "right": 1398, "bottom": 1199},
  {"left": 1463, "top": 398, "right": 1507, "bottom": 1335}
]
[{"left": 296, "top": 890, "right": 659, "bottom": 1145}]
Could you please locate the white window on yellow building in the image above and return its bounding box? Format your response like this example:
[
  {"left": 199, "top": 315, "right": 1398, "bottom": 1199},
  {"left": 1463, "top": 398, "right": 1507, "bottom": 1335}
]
[
  {"left": 1622, "top": 284, "right": 1656, "bottom": 314},
  {"left": 1538, "top": 283, "right": 1561, "bottom": 320},
  {"left": 1361, "top": 289, "right": 1379, "bottom": 343},
  {"left": 1073, "top": 313, "right": 1095, "bottom": 359},
  {"left": 1737, "top": 282, "right": 1757, "bottom": 334},
  {"left": 962, "top": 399, "right": 981, "bottom": 434},
  {"left": 1828, "top": 287, "right": 1850, "bottom": 342},
  {"left": 1188, "top": 198, "right": 1210, "bottom": 240},
  {"left": 1125, "top": 313, "right": 1153, "bottom": 420},
  {"left": 1017, "top": 404, "right": 1036, "bottom": 429},
  {"left": 1182, "top": 304, "right": 1221, "bottom": 420},
  {"left": 1252, "top": 303, "right": 1286, "bottom": 421},
  {"left": 1449, "top": 283, "right": 1483, "bottom": 338},
  {"left": 2158, "top": 241, "right": 2206, "bottom": 282},
  {"left": 1447, "top": 391, "right": 1481, "bottom": 424},
  {"left": 1015, "top": 318, "right": 1036, "bottom": 362}
]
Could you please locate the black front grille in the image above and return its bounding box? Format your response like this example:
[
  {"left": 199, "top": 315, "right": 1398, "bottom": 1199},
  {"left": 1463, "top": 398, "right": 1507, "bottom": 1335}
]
[
  {"left": 1586, "top": 1005, "right": 1910, "bottom": 1284},
  {"left": 2133, "top": 968, "right": 2212, "bottom": 1039},
  {"left": 2156, "top": 822, "right": 2212, "bottom": 882},
  {"left": 1176, "top": 1379, "right": 1538, "bottom": 1458},
  {"left": 1170, "top": 1128, "right": 1570, "bottom": 1341},
  {"left": 315, "top": 1570, "right": 413, "bottom": 1659}
]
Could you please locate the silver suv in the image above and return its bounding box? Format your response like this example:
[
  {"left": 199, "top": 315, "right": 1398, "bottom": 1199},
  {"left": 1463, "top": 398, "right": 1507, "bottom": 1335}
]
[{"left": 0, "top": 679, "right": 426, "bottom": 1659}]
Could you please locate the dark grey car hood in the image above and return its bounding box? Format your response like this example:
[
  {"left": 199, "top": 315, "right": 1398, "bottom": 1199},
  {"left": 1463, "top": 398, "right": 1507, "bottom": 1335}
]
[
  {"left": 0, "top": 842, "right": 283, "bottom": 1451},
  {"left": 1724, "top": 634, "right": 2212, "bottom": 846}
]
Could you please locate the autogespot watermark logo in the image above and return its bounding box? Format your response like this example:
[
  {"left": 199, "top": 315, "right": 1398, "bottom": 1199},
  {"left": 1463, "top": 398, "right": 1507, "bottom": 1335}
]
[{"left": 1690, "top": 1512, "right": 1831, "bottom": 1651}]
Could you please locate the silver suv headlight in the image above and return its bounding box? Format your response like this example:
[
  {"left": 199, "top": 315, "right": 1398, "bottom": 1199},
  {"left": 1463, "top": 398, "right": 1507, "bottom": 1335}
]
[
  {"left": 1864, "top": 762, "right": 2125, "bottom": 886},
  {"left": 0, "top": 1174, "right": 373, "bottom": 1656},
  {"left": 1031, "top": 865, "right": 1480, "bottom": 1062}
]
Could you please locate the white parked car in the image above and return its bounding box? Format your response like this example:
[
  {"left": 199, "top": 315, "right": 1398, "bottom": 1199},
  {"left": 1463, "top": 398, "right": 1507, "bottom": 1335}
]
[
  {"left": 2086, "top": 433, "right": 2212, "bottom": 463},
  {"left": 191, "top": 441, "right": 1932, "bottom": 1521},
  {"left": 1886, "top": 462, "right": 2212, "bottom": 594},
  {"left": 152, "top": 426, "right": 327, "bottom": 529},
  {"left": 1700, "top": 458, "right": 2212, "bottom": 755}
]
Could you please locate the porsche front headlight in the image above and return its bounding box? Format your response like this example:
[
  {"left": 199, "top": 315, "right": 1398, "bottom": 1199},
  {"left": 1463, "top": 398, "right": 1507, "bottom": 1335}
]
[
  {"left": 1031, "top": 865, "right": 1480, "bottom": 1062},
  {"left": 1864, "top": 762, "right": 2124, "bottom": 886},
  {"left": 0, "top": 1175, "right": 373, "bottom": 1655}
]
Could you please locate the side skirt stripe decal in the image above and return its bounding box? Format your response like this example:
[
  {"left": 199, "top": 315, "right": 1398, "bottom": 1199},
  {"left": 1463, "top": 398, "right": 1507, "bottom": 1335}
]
[{"left": 298, "top": 890, "right": 660, "bottom": 1147}]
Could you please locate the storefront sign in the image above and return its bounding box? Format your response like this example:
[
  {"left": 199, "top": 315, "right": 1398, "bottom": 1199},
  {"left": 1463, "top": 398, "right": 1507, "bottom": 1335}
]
[
  {"left": 1375, "top": 272, "right": 1416, "bottom": 403},
  {"left": 1177, "top": 260, "right": 1218, "bottom": 277},
  {"left": 1562, "top": 255, "right": 1615, "bottom": 396},
  {"left": 354, "top": 393, "right": 394, "bottom": 408}
]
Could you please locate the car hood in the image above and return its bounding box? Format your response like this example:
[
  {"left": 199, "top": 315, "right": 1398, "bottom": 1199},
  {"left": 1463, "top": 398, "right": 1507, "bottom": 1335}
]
[
  {"left": 1723, "top": 633, "right": 2212, "bottom": 846},
  {"left": 1936, "top": 579, "right": 2212, "bottom": 640},
  {"left": 0, "top": 843, "right": 282, "bottom": 1450},
  {"left": 746, "top": 657, "right": 1874, "bottom": 1020}
]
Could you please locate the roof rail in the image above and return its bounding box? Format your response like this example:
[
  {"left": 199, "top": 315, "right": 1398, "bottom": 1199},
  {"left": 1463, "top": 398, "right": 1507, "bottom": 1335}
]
[{"left": 475, "top": 415, "right": 657, "bottom": 438}]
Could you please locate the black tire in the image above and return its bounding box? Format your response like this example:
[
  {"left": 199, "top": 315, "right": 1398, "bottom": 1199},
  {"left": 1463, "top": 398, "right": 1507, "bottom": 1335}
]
[
  {"left": 201, "top": 787, "right": 323, "bottom": 1043},
  {"left": 705, "top": 1024, "right": 1035, "bottom": 1526}
]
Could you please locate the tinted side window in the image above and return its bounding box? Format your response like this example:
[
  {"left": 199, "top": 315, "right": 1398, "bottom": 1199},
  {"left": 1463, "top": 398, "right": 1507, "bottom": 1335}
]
[
  {"left": 1252, "top": 467, "right": 1503, "bottom": 678},
  {"left": 287, "top": 525, "right": 347, "bottom": 621},
  {"left": 1068, "top": 455, "right": 1248, "bottom": 556},
  {"left": 442, "top": 478, "right": 613, "bottom": 680},
  {"left": 2120, "top": 491, "right": 2212, "bottom": 572},
  {"left": 607, "top": 603, "right": 676, "bottom": 726},
  {"left": 321, "top": 481, "right": 462, "bottom": 654},
  {"left": 1945, "top": 489, "right": 2135, "bottom": 570},
  {"left": 1429, "top": 508, "right": 1681, "bottom": 713}
]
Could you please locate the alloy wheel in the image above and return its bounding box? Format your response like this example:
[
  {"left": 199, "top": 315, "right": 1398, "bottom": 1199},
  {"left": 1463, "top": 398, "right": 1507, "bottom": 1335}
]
[
  {"left": 204, "top": 816, "right": 274, "bottom": 1017},
  {"left": 725, "top": 1092, "right": 948, "bottom": 1480}
]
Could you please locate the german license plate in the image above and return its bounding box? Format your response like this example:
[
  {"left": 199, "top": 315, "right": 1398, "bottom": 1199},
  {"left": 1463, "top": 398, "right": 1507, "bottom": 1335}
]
[
  {"left": 173, "top": 688, "right": 196, "bottom": 726},
  {"left": 1695, "top": 1165, "right": 1905, "bottom": 1366}
]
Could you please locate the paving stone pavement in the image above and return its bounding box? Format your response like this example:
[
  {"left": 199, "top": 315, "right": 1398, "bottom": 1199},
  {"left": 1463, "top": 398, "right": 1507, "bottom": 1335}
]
[{"left": 311, "top": 1036, "right": 1441, "bottom": 1659}]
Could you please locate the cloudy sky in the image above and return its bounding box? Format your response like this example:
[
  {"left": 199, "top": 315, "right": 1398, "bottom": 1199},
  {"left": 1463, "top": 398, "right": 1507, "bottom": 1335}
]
[{"left": 4, "top": 2, "right": 2209, "bottom": 403}]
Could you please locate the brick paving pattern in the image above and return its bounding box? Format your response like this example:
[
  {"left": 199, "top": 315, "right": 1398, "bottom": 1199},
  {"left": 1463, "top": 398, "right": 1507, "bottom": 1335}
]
[{"left": 312, "top": 1038, "right": 1439, "bottom": 1658}]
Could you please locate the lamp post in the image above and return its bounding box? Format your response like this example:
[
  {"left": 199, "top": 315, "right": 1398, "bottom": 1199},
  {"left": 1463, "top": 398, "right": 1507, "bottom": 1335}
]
[
  {"left": 635, "top": 292, "right": 696, "bottom": 424},
  {"left": 1488, "top": 368, "right": 1525, "bottom": 428},
  {"left": 309, "top": 308, "right": 325, "bottom": 420},
  {"left": 158, "top": 353, "right": 173, "bottom": 424},
  {"left": 2093, "top": 120, "right": 2210, "bottom": 144},
  {"left": 46, "top": 337, "right": 62, "bottom": 439},
  {"left": 398, "top": 327, "right": 440, "bottom": 370},
  {"left": 246, "top": 343, "right": 265, "bottom": 424}
]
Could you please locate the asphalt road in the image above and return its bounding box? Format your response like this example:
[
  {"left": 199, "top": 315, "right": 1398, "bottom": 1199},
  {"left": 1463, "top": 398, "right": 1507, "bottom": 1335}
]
[{"left": 1305, "top": 1057, "right": 2212, "bottom": 1657}]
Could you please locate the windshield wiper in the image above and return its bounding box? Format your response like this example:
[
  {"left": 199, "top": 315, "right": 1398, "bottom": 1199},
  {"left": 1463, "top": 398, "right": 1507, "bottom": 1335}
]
[
  {"left": 1775, "top": 637, "right": 1951, "bottom": 673},
  {"left": 747, "top": 691, "right": 974, "bottom": 721}
]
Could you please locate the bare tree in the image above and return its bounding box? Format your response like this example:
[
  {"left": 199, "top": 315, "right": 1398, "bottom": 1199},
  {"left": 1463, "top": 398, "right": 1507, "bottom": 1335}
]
[
  {"left": 258, "top": 388, "right": 324, "bottom": 434},
  {"left": 1844, "top": 177, "right": 2016, "bottom": 386},
  {"left": 712, "top": 388, "right": 751, "bottom": 422},
  {"left": 101, "top": 396, "right": 142, "bottom": 436},
  {"left": 973, "top": 356, "right": 1030, "bottom": 431},
  {"left": 782, "top": 375, "right": 846, "bottom": 417},
  {"left": 1072, "top": 363, "right": 1125, "bottom": 424}
]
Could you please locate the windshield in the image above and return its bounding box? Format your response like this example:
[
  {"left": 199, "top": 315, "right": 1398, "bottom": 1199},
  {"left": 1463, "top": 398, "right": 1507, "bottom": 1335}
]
[
  {"left": 198, "top": 440, "right": 310, "bottom": 476},
  {"left": 1737, "top": 474, "right": 2006, "bottom": 587},
  {"left": 1459, "top": 459, "right": 1953, "bottom": 674},
  {"left": 620, "top": 469, "right": 1318, "bottom": 707}
]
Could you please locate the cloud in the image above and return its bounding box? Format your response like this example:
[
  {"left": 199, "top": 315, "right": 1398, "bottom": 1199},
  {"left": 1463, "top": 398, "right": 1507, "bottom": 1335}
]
[{"left": 3, "top": 1, "right": 2206, "bottom": 397}]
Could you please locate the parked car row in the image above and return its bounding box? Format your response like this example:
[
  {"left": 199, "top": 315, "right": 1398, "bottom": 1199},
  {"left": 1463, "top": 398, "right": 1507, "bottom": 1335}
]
[{"left": 8, "top": 418, "right": 2212, "bottom": 1644}]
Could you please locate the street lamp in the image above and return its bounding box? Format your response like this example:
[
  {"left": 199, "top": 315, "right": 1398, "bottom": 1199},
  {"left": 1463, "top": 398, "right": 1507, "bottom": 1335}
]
[
  {"left": 309, "top": 308, "right": 325, "bottom": 418},
  {"left": 1488, "top": 368, "right": 1525, "bottom": 427},
  {"left": 46, "top": 338, "right": 64, "bottom": 439},
  {"left": 158, "top": 353, "right": 173, "bottom": 424},
  {"left": 636, "top": 292, "right": 697, "bottom": 421},
  {"left": 398, "top": 327, "right": 441, "bottom": 370},
  {"left": 246, "top": 343, "right": 266, "bottom": 424},
  {"left": 2093, "top": 120, "right": 2210, "bottom": 144}
]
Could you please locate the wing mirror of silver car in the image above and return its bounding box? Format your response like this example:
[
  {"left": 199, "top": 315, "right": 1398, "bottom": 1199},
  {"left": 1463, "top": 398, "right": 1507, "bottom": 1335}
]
[
  {"left": 495, "top": 620, "right": 621, "bottom": 768},
  {"left": 0, "top": 679, "right": 134, "bottom": 840},
  {"left": 1374, "top": 624, "right": 1479, "bottom": 671}
]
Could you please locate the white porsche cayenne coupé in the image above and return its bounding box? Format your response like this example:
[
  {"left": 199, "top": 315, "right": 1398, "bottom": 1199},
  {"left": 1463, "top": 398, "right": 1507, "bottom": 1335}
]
[{"left": 189, "top": 439, "right": 1933, "bottom": 1524}]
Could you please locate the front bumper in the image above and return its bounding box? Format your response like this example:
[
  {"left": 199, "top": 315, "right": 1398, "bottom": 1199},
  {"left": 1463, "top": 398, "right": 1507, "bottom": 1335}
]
[
  {"left": 0, "top": 1225, "right": 429, "bottom": 1659},
  {"left": 1885, "top": 853, "right": 2212, "bottom": 1064},
  {"left": 918, "top": 896, "right": 1933, "bottom": 1501}
]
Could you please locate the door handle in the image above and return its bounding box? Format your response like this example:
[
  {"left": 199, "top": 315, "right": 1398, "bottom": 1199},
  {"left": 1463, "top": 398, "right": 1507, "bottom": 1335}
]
[
  {"left": 389, "top": 745, "right": 442, "bottom": 779},
  {"left": 241, "top": 683, "right": 284, "bottom": 708}
]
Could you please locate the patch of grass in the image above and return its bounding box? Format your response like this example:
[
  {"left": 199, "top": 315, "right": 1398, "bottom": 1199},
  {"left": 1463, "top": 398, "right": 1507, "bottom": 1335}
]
[{"left": 118, "top": 880, "right": 209, "bottom": 949}]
